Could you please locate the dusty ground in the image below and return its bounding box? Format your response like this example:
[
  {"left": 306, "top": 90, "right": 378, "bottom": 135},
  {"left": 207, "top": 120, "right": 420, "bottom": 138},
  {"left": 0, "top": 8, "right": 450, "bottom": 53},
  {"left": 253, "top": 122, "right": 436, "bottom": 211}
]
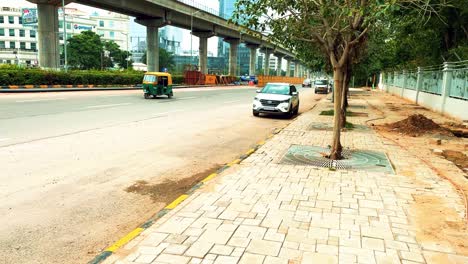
[{"left": 359, "top": 90, "right": 468, "bottom": 257}]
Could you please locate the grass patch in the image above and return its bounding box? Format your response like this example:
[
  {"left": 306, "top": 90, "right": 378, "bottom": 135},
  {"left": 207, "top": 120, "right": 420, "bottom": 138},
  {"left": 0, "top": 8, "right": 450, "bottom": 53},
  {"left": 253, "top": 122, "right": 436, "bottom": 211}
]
[
  {"left": 345, "top": 121, "right": 354, "bottom": 129},
  {"left": 320, "top": 109, "right": 336, "bottom": 116},
  {"left": 319, "top": 109, "right": 367, "bottom": 117}
]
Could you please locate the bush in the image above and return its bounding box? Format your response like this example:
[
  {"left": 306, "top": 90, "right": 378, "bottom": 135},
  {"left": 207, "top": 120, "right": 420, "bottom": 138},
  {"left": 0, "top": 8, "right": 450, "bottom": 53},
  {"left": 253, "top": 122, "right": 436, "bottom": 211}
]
[
  {"left": 0, "top": 68, "right": 145, "bottom": 86},
  {"left": 172, "top": 75, "right": 184, "bottom": 84},
  {"left": 0, "top": 68, "right": 187, "bottom": 86}
]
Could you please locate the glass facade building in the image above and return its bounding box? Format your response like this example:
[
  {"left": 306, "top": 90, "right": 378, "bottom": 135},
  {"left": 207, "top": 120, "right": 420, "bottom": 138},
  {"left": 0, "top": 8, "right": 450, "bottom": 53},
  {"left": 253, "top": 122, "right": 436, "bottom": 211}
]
[{"left": 217, "top": 0, "right": 254, "bottom": 75}]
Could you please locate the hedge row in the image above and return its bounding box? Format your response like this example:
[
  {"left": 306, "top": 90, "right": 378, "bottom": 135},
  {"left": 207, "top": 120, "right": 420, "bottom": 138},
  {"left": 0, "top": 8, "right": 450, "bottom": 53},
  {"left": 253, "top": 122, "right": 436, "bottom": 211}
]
[{"left": 0, "top": 68, "right": 184, "bottom": 86}]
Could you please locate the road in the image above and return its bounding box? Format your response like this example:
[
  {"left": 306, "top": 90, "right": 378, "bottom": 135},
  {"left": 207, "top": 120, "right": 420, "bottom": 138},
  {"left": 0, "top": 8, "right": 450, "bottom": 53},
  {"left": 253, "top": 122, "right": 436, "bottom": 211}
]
[{"left": 0, "top": 86, "right": 321, "bottom": 264}]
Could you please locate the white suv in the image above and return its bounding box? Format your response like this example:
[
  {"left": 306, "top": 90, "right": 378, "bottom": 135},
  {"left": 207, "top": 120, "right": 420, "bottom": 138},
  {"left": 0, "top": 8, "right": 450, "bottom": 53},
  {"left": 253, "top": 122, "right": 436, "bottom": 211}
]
[{"left": 253, "top": 83, "right": 300, "bottom": 118}]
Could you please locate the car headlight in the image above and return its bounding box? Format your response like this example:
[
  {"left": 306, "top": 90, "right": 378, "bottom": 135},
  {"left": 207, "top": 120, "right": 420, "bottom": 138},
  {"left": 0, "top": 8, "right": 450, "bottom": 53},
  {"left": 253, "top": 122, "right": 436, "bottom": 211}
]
[
  {"left": 254, "top": 97, "right": 260, "bottom": 101},
  {"left": 280, "top": 99, "right": 290, "bottom": 103}
]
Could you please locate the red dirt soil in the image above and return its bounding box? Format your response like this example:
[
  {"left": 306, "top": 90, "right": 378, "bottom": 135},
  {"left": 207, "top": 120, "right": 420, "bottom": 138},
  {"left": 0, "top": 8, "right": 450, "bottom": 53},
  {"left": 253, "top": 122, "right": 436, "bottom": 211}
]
[{"left": 385, "top": 114, "right": 451, "bottom": 137}]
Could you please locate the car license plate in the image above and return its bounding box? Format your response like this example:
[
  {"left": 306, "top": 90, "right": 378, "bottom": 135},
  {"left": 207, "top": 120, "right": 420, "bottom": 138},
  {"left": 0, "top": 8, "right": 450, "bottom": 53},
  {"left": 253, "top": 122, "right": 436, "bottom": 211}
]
[{"left": 263, "top": 107, "right": 276, "bottom": 111}]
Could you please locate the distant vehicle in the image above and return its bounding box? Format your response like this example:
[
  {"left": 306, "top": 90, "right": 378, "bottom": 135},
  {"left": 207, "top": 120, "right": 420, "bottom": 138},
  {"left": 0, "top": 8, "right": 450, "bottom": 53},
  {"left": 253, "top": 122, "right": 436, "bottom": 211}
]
[
  {"left": 240, "top": 74, "right": 258, "bottom": 84},
  {"left": 142, "top": 72, "right": 173, "bottom": 99},
  {"left": 314, "top": 79, "right": 330, "bottom": 94},
  {"left": 252, "top": 83, "right": 300, "bottom": 118},
  {"left": 302, "top": 78, "right": 312, "bottom": 87}
]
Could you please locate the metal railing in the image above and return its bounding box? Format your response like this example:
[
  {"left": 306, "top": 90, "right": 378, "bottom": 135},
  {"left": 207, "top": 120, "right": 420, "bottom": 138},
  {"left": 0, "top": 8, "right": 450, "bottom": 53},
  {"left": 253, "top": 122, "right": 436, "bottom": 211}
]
[
  {"left": 382, "top": 61, "right": 467, "bottom": 99},
  {"left": 175, "top": 0, "right": 231, "bottom": 19}
]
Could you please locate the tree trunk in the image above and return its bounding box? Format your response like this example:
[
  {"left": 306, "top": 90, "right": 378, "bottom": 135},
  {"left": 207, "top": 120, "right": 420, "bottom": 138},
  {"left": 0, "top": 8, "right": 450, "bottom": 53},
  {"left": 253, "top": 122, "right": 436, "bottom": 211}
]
[
  {"left": 330, "top": 66, "right": 345, "bottom": 160},
  {"left": 340, "top": 64, "right": 351, "bottom": 129}
]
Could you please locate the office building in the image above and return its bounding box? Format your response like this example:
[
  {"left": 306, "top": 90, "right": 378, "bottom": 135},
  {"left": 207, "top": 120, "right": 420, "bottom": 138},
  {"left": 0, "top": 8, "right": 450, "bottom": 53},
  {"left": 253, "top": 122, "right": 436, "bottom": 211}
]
[
  {"left": 217, "top": 0, "right": 253, "bottom": 75},
  {"left": 0, "top": 6, "right": 129, "bottom": 66}
]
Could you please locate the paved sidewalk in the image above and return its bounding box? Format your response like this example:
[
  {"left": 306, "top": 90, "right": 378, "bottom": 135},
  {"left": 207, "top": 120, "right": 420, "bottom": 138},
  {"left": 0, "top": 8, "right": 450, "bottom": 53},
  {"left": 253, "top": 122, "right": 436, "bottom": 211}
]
[{"left": 104, "top": 90, "right": 467, "bottom": 264}]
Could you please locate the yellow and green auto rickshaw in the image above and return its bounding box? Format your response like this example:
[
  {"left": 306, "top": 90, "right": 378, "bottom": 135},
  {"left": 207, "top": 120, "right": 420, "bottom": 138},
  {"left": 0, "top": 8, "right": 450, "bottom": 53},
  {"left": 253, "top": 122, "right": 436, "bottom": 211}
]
[{"left": 142, "top": 72, "right": 174, "bottom": 99}]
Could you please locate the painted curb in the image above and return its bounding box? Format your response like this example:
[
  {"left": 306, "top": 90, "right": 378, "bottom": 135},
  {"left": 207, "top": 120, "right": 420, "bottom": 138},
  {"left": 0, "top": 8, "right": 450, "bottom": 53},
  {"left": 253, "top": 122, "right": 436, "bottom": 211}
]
[{"left": 87, "top": 126, "right": 288, "bottom": 264}]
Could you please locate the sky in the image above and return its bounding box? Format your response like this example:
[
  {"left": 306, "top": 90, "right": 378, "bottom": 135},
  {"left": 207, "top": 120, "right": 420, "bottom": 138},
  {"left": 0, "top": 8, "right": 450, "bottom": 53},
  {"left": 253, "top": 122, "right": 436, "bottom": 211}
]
[{"left": 4, "top": 0, "right": 220, "bottom": 54}]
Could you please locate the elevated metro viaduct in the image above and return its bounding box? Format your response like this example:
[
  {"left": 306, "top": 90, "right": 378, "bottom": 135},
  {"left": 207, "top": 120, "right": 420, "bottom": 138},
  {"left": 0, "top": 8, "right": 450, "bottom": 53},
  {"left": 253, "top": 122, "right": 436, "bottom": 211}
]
[{"left": 28, "top": 0, "right": 309, "bottom": 77}]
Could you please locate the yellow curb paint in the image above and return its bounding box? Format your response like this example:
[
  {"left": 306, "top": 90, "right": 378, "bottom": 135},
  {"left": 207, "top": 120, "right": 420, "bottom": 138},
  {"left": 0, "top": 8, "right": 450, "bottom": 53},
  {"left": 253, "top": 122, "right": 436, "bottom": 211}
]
[
  {"left": 227, "top": 159, "right": 241, "bottom": 166},
  {"left": 201, "top": 173, "right": 217, "bottom": 183},
  {"left": 165, "top": 194, "right": 189, "bottom": 209},
  {"left": 245, "top": 148, "right": 255, "bottom": 155},
  {"left": 105, "top": 227, "right": 144, "bottom": 252},
  {"left": 257, "top": 140, "right": 265, "bottom": 146}
]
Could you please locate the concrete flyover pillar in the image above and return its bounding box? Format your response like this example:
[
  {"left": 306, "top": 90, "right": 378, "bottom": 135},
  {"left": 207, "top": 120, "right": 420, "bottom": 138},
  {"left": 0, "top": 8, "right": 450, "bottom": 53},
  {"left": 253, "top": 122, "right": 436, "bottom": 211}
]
[
  {"left": 147, "top": 26, "right": 159, "bottom": 72},
  {"left": 245, "top": 43, "right": 260, "bottom": 76},
  {"left": 224, "top": 38, "right": 240, "bottom": 76},
  {"left": 260, "top": 48, "right": 271, "bottom": 76},
  {"left": 274, "top": 53, "right": 283, "bottom": 76},
  {"left": 199, "top": 37, "right": 208, "bottom": 74},
  {"left": 293, "top": 61, "right": 300, "bottom": 77},
  {"left": 193, "top": 31, "right": 215, "bottom": 74},
  {"left": 36, "top": 3, "right": 59, "bottom": 69},
  {"left": 285, "top": 59, "right": 291, "bottom": 77},
  {"left": 135, "top": 18, "right": 166, "bottom": 72}
]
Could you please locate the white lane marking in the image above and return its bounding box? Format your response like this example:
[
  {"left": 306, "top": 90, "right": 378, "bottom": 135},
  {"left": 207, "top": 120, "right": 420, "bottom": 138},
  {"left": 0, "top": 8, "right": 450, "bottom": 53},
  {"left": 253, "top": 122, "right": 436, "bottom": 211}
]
[
  {"left": 16, "top": 98, "right": 66, "bottom": 103},
  {"left": 84, "top": 103, "right": 132, "bottom": 109},
  {"left": 223, "top": 100, "right": 242, "bottom": 104},
  {"left": 178, "top": 97, "right": 197, "bottom": 100},
  {"left": 0, "top": 138, "right": 11, "bottom": 142}
]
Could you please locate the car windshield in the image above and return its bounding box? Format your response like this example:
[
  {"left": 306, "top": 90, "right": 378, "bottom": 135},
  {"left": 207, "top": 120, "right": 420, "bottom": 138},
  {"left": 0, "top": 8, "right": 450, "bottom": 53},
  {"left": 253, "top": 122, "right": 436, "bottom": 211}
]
[
  {"left": 315, "top": 80, "right": 328, "bottom": 85},
  {"left": 261, "top": 84, "right": 290, "bottom": 95},
  {"left": 143, "top": 75, "right": 156, "bottom": 83}
]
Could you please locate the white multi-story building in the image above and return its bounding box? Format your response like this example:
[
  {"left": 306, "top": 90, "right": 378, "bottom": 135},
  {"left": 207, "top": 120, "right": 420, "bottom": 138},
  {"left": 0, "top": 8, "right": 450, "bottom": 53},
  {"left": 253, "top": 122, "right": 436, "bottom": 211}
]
[
  {"left": 0, "top": 6, "right": 38, "bottom": 65},
  {"left": 0, "top": 6, "right": 129, "bottom": 66},
  {"left": 92, "top": 11, "right": 130, "bottom": 51}
]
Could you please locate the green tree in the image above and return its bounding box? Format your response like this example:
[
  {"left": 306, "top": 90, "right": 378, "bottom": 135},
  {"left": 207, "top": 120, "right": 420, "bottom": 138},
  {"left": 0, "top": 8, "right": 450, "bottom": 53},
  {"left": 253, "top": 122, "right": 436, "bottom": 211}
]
[
  {"left": 67, "top": 31, "right": 103, "bottom": 69},
  {"left": 141, "top": 48, "right": 175, "bottom": 71},
  {"left": 103, "top": 41, "right": 133, "bottom": 69},
  {"left": 234, "top": 0, "right": 440, "bottom": 159},
  {"left": 350, "top": 1, "right": 467, "bottom": 85}
]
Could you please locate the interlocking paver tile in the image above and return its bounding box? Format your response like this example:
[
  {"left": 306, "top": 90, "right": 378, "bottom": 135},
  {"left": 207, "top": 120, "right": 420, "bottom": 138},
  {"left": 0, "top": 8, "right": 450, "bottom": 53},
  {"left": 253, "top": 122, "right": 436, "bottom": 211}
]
[
  {"left": 238, "top": 253, "right": 265, "bottom": 264},
  {"left": 302, "top": 252, "right": 338, "bottom": 264},
  {"left": 107, "top": 92, "right": 467, "bottom": 264},
  {"left": 154, "top": 253, "right": 190, "bottom": 264},
  {"left": 246, "top": 239, "right": 282, "bottom": 256},
  {"left": 185, "top": 241, "right": 214, "bottom": 258}
]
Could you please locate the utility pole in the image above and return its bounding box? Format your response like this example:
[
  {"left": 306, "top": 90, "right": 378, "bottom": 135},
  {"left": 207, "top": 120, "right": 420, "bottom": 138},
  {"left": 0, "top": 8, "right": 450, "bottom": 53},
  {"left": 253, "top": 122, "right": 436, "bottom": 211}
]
[{"left": 62, "top": 0, "right": 68, "bottom": 72}]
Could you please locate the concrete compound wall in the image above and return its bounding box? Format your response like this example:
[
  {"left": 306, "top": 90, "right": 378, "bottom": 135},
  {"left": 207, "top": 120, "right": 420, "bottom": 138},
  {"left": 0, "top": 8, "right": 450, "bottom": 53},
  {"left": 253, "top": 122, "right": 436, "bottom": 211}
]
[{"left": 380, "top": 83, "right": 468, "bottom": 121}]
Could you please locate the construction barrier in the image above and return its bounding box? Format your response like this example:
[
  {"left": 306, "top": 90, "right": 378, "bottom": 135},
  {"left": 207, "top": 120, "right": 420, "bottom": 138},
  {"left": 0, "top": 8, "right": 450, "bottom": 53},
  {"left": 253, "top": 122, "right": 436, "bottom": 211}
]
[
  {"left": 257, "top": 76, "right": 305, "bottom": 87},
  {"left": 205, "top": 74, "right": 217, "bottom": 85}
]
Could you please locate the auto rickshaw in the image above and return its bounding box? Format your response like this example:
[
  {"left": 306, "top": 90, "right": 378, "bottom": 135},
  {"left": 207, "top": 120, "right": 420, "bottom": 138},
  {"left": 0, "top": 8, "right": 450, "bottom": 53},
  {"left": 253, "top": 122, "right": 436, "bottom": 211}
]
[{"left": 142, "top": 72, "right": 174, "bottom": 99}]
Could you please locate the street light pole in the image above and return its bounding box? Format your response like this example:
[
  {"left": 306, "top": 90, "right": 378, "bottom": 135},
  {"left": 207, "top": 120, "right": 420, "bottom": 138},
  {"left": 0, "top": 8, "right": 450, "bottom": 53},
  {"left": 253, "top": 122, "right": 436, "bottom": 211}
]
[
  {"left": 62, "top": 0, "right": 68, "bottom": 72},
  {"left": 121, "top": 32, "right": 129, "bottom": 69}
]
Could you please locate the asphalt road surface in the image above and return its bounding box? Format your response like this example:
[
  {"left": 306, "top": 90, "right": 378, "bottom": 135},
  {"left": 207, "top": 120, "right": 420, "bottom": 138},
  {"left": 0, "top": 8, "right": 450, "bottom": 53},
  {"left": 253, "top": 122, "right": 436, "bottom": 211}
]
[{"left": 0, "top": 86, "right": 322, "bottom": 264}]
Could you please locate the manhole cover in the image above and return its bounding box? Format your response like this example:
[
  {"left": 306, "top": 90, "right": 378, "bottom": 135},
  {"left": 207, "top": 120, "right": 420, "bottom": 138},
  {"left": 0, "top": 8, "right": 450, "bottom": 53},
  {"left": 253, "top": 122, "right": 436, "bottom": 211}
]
[{"left": 281, "top": 145, "right": 394, "bottom": 174}]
